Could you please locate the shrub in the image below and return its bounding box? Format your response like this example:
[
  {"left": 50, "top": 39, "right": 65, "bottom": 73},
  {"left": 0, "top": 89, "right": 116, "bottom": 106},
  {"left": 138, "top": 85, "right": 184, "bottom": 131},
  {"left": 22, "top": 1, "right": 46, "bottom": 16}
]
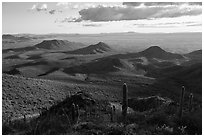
[{"left": 146, "top": 111, "right": 169, "bottom": 126}]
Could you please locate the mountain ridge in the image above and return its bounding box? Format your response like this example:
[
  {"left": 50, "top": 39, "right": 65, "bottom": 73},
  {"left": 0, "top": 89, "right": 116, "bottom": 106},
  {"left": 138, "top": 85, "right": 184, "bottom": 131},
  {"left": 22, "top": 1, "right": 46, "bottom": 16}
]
[{"left": 67, "top": 42, "right": 112, "bottom": 54}]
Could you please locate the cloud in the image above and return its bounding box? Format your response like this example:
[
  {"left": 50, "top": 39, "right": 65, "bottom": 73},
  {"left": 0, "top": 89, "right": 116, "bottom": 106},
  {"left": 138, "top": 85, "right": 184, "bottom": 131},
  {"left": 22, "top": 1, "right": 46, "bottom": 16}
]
[
  {"left": 186, "top": 23, "right": 202, "bottom": 26},
  {"left": 49, "top": 9, "right": 56, "bottom": 14},
  {"left": 57, "top": 17, "right": 82, "bottom": 23},
  {"left": 67, "top": 4, "right": 201, "bottom": 22},
  {"left": 134, "top": 21, "right": 196, "bottom": 26},
  {"left": 30, "top": 3, "right": 47, "bottom": 11},
  {"left": 56, "top": 2, "right": 97, "bottom": 10},
  {"left": 56, "top": 2, "right": 69, "bottom": 6},
  {"left": 56, "top": 2, "right": 123, "bottom": 10},
  {"left": 134, "top": 21, "right": 201, "bottom": 28},
  {"left": 82, "top": 24, "right": 102, "bottom": 27},
  {"left": 136, "top": 24, "right": 178, "bottom": 28},
  {"left": 123, "top": 2, "right": 202, "bottom": 7}
]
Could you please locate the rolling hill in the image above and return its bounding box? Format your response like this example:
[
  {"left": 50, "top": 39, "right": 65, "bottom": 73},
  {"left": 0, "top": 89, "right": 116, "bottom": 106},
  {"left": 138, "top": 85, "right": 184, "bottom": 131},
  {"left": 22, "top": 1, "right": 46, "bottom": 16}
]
[
  {"left": 185, "top": 49, "right": 202, "bottom": 60},
  {"left": 67, "top": 42, "right": 112, "bottom": 55},
  {"left": 108, "top": 46, "right": 184, "bottom": 61},
  {"left": 63, "top": 58, "right": 123, "bottom": 74},
  {"left": 146, "top": 62, "right": 202, "bottom": 105},
  {"left": 167, "top": 63, "right": 202, "bottom": 94},
  {"left": 182, "top": 50, "right": 202, "bottom": 66},
  {"left": 34, "top": 39, "right": 85, "bottom": 50},
  {"left": 138, "top": 46, "right": 184, "bottom": 60}
]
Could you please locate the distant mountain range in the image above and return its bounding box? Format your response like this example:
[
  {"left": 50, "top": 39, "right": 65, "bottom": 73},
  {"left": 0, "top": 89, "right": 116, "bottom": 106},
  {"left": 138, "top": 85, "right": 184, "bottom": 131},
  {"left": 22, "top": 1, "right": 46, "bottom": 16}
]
[
  {"left": 106, "top": 46, "right": 184, "bottom": 61},
  {"left": 3, "top": 39, "right": 86, "bottom": 53},
  {"left": 2, "top": 34, "right": 30, "bottom": 41},
  {"left": 62, "top": 46, "right": 201, "bottom": 76},
  {"left": 3, "top": 39, "right": 202, "bottom": 78}
]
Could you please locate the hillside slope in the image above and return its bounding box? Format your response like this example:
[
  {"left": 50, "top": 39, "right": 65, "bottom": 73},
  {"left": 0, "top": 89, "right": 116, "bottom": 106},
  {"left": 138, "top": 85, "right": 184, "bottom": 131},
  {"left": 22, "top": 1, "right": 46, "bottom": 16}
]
[
  {"left": 67, "top": 42, "right": 112, "bottom": 54},
  {"left": 34, "top": 39, "right": 85, "bottom": 50},
  {"left": 138, "top": 46, "right": 183, "bottom": 60},
  {"left": 63, "top": 58, "right": 128, "bottom": 74},
  {"left": 2, "top": 74, "right": 120, "bottom": 121}
]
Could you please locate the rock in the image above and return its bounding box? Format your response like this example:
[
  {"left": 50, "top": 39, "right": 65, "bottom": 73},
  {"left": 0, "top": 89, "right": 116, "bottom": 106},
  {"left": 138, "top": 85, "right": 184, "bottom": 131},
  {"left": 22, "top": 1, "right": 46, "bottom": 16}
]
[
  {"left": 69, "top": 91, "right": 96, "bottom": 108},
  {"left": 128, "top": 96, "right": 174, "bottom": 112},
  {"left": 38, "top": 91, "right": 96, "bottom": 118}
]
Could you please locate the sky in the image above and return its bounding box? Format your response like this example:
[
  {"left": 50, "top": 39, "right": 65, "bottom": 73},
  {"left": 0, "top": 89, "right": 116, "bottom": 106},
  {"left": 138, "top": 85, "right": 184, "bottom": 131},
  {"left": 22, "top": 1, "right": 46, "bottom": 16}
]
[{"left": 2, "top": 2, "right": 202, "bottom": 34}]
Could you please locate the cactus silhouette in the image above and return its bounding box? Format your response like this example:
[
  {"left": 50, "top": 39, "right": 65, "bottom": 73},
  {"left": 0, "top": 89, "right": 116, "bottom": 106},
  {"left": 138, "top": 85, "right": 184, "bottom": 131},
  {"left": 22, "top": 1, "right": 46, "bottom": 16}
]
[
  {"left": 113, "top": 105, "right": 116, "bottom": 121},
  {"left": 178, "top": 86, "right": 185, "bottom": 119},
  {"left": 122, "top": 83, "right": 128, "bottom": 123},
  {"left": 23, "top": 115, "right": 26, "bottom": 123},
  {"left": 188, "top": 93, "right": 193, "bottom": 112},
  {"left": 76, "top": 104, "right": 79, "bottom": 123},
  {"left": 111, "top": 105, "right": 116, "bottom": 122},
  {"left": 71, "top": 103, "right": 76, "bottom": 122}
]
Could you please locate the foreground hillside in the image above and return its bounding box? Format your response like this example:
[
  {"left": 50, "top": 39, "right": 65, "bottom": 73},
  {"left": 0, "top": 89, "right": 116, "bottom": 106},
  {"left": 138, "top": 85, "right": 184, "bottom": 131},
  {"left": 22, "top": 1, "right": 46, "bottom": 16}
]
[
  {"left": 3, "top": 68, "right": 202, "bottom": 135},
  {"left": 2, "top": 74, "right": 123, "bottom": 122}
]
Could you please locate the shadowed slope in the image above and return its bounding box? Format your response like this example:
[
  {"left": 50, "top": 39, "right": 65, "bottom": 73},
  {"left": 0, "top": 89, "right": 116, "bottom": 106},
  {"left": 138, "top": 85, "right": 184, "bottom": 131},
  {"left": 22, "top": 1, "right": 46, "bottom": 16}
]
[{"left": 63, "top": 58, "right": 123, "bottom": 74}]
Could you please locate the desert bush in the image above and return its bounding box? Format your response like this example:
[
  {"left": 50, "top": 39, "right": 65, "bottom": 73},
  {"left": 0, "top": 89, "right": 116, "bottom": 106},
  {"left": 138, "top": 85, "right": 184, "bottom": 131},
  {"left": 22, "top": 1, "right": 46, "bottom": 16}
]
[
  {"left": 105, "top": 123, "right": 125, "bottom": 135},
  {"left": 31, "top": 114, "right": 72, "bottom": 135},
  {"left": 2, "top": 118, "right": 32, "bottom": 135},
  {"left": 146, "top": 111, "right": 169, "bottom": 126},
  {"left": 155, "top": 124, "right": 174, "bottom": 135},
  {"left": 174, "top": 110, "right": 202, "bottom": 135}
]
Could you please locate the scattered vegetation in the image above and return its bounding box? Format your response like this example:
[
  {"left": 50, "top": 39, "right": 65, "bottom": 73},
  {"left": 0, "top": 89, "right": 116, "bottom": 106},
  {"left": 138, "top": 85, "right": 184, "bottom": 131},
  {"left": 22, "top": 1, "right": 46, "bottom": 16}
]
[{"left": 2, "top": 84, "right": 202, "bottom": 135}]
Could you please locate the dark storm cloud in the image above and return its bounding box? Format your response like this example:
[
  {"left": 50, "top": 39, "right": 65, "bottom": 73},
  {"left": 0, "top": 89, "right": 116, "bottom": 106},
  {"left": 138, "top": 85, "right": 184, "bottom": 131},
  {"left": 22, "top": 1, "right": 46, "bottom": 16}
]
[
  {"left": 66, "top": 4, "right": 201, "bottom": 22},
  {"left": 123, "top": 2, "right": 202, "bottom": 7}
]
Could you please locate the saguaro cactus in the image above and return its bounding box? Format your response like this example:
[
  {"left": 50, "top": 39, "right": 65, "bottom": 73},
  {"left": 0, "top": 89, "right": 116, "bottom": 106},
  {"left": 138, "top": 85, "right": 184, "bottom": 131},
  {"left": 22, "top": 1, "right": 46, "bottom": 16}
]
[
  {"left": 76, "top": 104, "right": 79, "bottom": 123},
  {"left": 71, "top": 103, "right": 76, "bottom": 122},
  {"left": 122, "top": 83, "right": 128, "bottom": 123},
  {"left": 113, "top": 105, "right": 116, "bottom": 121},
  {"left": 178, "top": 86, "right": 185, "bottom": 119},
  {"left": 188, "top": 93, "right": 193, "bottom": 112},
  {"left": 111, "top": 105, "right": 116, "bottom": 122},
  {"left": 23, "top": 115, "right": 26, "bottom": 123}
]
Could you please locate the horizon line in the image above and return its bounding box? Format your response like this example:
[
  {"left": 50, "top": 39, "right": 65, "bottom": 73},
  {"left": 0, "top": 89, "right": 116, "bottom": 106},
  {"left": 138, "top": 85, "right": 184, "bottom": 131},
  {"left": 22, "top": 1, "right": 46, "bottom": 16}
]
[{"left": 2, "top": 31, "right": 202, "bottom": 35}]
